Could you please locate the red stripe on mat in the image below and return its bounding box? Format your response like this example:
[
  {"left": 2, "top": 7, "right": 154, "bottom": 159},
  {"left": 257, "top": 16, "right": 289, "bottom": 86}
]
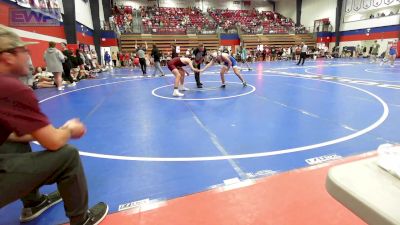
[{"left": 66, "top": 153, "right": 374, "bottom": 225}]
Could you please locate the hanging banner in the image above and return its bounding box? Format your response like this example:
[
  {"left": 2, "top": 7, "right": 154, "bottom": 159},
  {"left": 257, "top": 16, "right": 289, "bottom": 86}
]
[
  {"left": 345, "top": 0, "right": 353, "bottom": 13},
  {"left": 373, "top": 0, "right": 382, "bottom": 7},
  {"left": 48, "top": 0, "right": 62, "bottom": 20},
  {"left": 363, "top": 0, "right": 372, "bottom": 9},
  {"left": 17, "top": 0, "right": 31, "bottom": 8},
  {"left": 383, "top": 0, "right": 394, "bottom": 4},
  {"left": 29, "top": 0, "right": 39, "bottom": 8},
  {"left": 353, "top": 0, "right": 362, "bottom": 11},
  {"left": 29, "top": 0, "right": 63, "bottom": 21}
]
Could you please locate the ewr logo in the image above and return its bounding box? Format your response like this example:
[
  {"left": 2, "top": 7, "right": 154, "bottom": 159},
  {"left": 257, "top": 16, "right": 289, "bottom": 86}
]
[{"left": 9, "top": 9, "right": 60, "bottom": 26}]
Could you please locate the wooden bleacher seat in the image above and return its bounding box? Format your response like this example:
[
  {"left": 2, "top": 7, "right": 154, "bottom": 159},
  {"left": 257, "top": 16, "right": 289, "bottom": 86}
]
[
  {"left": 241, "top": 33, "right": 315, "bottom": 49},
  {"left": 120, "top": 34, "right": 219, "bottom": 55}
]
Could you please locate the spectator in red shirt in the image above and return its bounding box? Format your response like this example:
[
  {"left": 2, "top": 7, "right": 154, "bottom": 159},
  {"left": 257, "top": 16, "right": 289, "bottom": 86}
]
[
  {"left": 0, "top": 25, "right": 108, "bottom": 225},
  {"left": 118, "top": 52, "right": 124, "bottom": 67}
]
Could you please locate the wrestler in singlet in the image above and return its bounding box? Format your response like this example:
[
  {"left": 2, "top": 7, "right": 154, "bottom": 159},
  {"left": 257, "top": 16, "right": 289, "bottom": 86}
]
[{"left": 168, "top": 57, "right": 186, "bottom": 71}]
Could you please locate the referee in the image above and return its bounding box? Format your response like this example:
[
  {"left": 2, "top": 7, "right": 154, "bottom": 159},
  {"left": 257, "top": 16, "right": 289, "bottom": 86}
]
[
  {"left": 192, "top": 43, "right": 207, "bottom": 88},
  {"left": 296, "top": 42, "right": 308, "bottom": 66}
]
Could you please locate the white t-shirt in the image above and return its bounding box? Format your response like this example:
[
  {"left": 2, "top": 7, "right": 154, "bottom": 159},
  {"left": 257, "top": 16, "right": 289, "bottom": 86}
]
[{"left": 301, "top": 45, "right": 308, "bottom": 53}]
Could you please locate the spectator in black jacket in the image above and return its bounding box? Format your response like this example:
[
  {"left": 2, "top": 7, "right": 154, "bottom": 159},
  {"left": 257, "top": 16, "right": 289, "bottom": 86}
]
[{"left": 151, "top": 44, "right": 165, "bottom": 76}]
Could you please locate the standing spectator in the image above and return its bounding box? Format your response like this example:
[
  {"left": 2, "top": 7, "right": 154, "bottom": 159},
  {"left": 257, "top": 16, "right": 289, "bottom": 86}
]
[
  {"left": 356, "top": 45, "right": 361, "bottom": 58},
  {"left": 388, "top": 44, "right": 397, "bottom": 67},
  {"left": 291, "top": 45, "right": 296, "bottom": 60},
  {"left": 362, "top": 45, "right": 367, "bottom": 57},
  {"left": 118, "top": 52, "right": 124, "bottom": 67},
  {"left": 240, "top": 45, "right": 252, "bottom": 71},
  {"left": 370, "top": 40, "right": 380, "bottom": 63},
  {"left": 262, "top": 48, "right": 267, "bottom": 61},
  {"left": 124, "top": 52, "right": 130, "bottom": 67},
  {"left": 270, "top": 46, "right": 276, "bottom": 61},
  {"left": 297, "top": 42, "right": 307, "bottom": 66},
  {"left": 104, "top": 51, "right": 111, "bottom": 69},
  {"left": 381, "top": 43, "right": 397, "bottom": 67},
  {"left": 0, "top": 24, "right": 108, "bottom": 225},
  {"left": 151, "top": 44, "right": 165, "bottom": 76},
  {"left": 112, "top": 52, "right": 118, "bottom": 67},
  {"left": 295, "top": 45, "right": 301, "bottom": 61},
  {"left": 44, "top": 41, "right": 65, "bottom": 90}
]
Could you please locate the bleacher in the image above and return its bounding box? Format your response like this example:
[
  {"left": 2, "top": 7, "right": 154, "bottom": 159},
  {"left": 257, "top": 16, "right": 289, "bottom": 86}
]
[
  {"left": 117, "top": 6, "right": 315, "bottom": 56},
  {"left": 207, "top": 8, "right": 295, "bottom": 34},
  {"left": 141, "top": 6, "right": 215, "bottom": 34},
  {"left": 241, "top": 33, "right": 315, "bottom": 50},
  {"left": 120, "top": 34, "right": 219, "bottom": 55},
  {"left": 294, "top": 34, "right": 316, "bottom": 46}
]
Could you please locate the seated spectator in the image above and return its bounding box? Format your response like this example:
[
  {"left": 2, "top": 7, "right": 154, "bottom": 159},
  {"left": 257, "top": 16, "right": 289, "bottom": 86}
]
[
  {"left": 31, "top": 67, "right": 55, "bottom": 89},
  {"left": 34, "top": 66, "right": 54, "bottom": 78},
  {"left": 0, "top": 24, "right": 108, "bottom": 225}
]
